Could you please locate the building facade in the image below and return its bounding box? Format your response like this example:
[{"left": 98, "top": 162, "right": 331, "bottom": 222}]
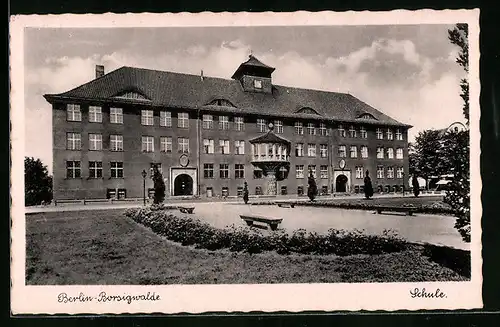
[{"left": 44, "top": 56, "right": 411, "bottom": 200}]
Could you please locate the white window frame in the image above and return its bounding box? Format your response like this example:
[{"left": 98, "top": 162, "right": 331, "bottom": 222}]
[
  {"left": 308, "top": 165, "right": 317, "bottom": 179},
  {"left": 160, "top": 136, "right": 172, "bottom": 153},
  {"left": 307, "top": 123, "right": 316, "bottom": 135},
  {"left": 396, "top": 129, "right": 403, "bottom": 141},
  {"left": 219, "top": 139, "right": 230, "bottom": 154},
  {"left": 338, "top": 145, "right": 347, "bottom": 158},
  {"left": 274, "top": 120, "right": 283, "bottom": 134},
  {"left": 66, "top": 160, "right": 81, "bottom": 178},
  {"left": 295, "top": 122, "right": 304, "bottom": 135},
  {"left": 387, "top": 167, "right": 395, "bottom": 179},
  {"left": 387, "top": 148, "right": 394, "bottom": 159},
  {"left": 360, "top": 127, "right": 367, "bottom": 139},
  {"left": 356, "top": 166, "right": 364, "bottom": 179},
  {"left": 296, "top": 165, "right": 304, "bottom": 179},
  {"left": 320, "top": 144, "right": 328, "bottom": 158},
  {"left": 142, "top": 136, "right": 154, "bottom": 152},
  {"left": 320, "top": 165, "right": 328, "bottom": 179},
  {"left": 110, "top": 161, "right": 124, "bottom": 178},
  {"left": 235, "top": 140, "right": 245, "bottom": 155},
  {"left": 387, "top": 129, "right": 394, "bottom": 140},
  {"left": 361, "top": 146, "right": 368, "bottom": 158},
  {"left": 160, "top": 111, "right": 172, "bottom": 127},
  {"left": 234, "top": 116, "right": 244, "bottom": 131},
  {"left": 376, "top": 128, "right": 383, "bottom": 139},
  {"left": 319, "top": 122, "right": 328, "bottom": 136},
  {"left": 178, "top": 112, "right": 189, "bottom": 128},
  {"left": 349, "top": 125, "right": 357, "bottom": 138},
  {"left": 204, "top": 163, "right": 214, "bottom": 179},
  {"left": 110, "top": 107, "right": 123, "bottom": 124},
  {"left": 377, "top": 147, "right": 384, "bottom": 159},
  {"left": 203, "top": 139, "right": 215, "bottom": 154},
  {"left": 202, "top": 114, "right": 213, "bottom": 129},
  {"left": 178, "top": 138, "right": 189, "bottom": 153},
  {"left": 110, "top": 134, "right": 123, "bottom": 151},
  {"left": 338, "top": 124, "right": 346, "bottom": 137},
  {"left": 219, "top": 164, "right": 229, "bottom": 179},
  {"left": 66, "top": 132, "right": 81, "bottom": 150},
  {"left": 66, "top": 104, "right": 82, "bottom": 121},
  {"left": 397, "top": 167, "right": 404, "bottom": 178},
  {"left": 295, "top": 143, "right": 304, "bottom": 157},
  {"left": 235, "top": 164, "right": 245, "bottom": 179},
  {"left": 89, "top": 161, "right": 103, "bottom": 179},
  {"left": 141, "top": 110, "right": 154, "bottom": 126},
  {"left": 307, "top": 144, "right": 316, "bottom": 157},
  {"left": 89, "top": 133, "right": 102, "bottom": 151},
  {"left": 257, "top": 119, "right": 267, "bottom": 132},
  {"left": 396, "top": 148, "right": 404, "bottom": 159},
  {"left": 219, "top": 115, "right": 229, "bottom": 130},
  {"left": 377, "top": 166, "right": 384, "bottom": 179},
  {"left": 350, "top": 146, "right": 358, "bottom": 158},
  {"left": 254, "top": 79, "right": 262, "bottom": 89},
  {"left": 89, "top": 106, "right": 102, "bottom": 123}
]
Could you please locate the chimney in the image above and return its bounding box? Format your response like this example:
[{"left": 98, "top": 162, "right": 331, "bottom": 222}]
[
  {"left": 200, "top": 69, "right": 204, "bottom": 81},
  {"left": 95, "top": 65, "right": 105, "bottom": 79}
]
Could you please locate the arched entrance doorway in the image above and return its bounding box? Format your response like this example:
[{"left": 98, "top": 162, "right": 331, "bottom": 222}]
[
  {"left": 335, "top": 174, "right": 348, "bottom": 192},
  {"left": 174, "top": 174, "right": 193, "bottom": 196}
]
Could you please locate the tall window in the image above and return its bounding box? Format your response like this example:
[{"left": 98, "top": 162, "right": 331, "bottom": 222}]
[
  {"left": 110, "top": 107, "right": 123, "bottom": 124},
  {"left": 387, "top": 148, "right": 394, "bottom": 159},
  {"left": 235, "top": 140, "right": 245, "bottom": 155},
  {"left": 295, "top": 143, "right": 304, "bottom": 157},
  {"left": 202, "top": 114, "right": 213, "bottom": 129},
  {"left": 338, "top": 145, "right": 346, "bottom": 158},
  {"left": 66, "top": 132, "right": 81, "bottom": 150},
  {"left": 387, "top": 129, "right": 394, "bottom": 140},
  {"left": 203, "top": 139, "right": 215, "bottom": 154},
  {"left": 320, "top": 144, "right": 328, "bottom": 158},
  {"left": 320, "top": 165, "right": 328, "bottom": 179},
  {"left": 235, "top": 164, "right": 245, "bottom": 179},
  {"left": 377, "top": 147, "right": 384, "bottom": 159},
  {"left": 89, "top": 133, "right": 102, "bottom": 151},
  {"left": 178, "top": 138, "right": 189, "bottom": 153},
  {"left": 387, "top": 167, "right": 395, "bottom": 179},
  {"left": 308, "top": 165, "right": 317, "bottom": 178},
  {"left": 66, "top": 104, "right": 81, "bottom": 121},
  {"left": 257, "top": 119, "right": 267, "bottom": 132},
  {"left": 203, "top": 164, "right": 214, "bottom": 178},
  {"left": 350, "top": 146, "right": 358, "bottom": 158},
  {"left": 219, "top": 164, "right": 229, "bottom": 179},
  {"left": 219, "top": 115, "right": 229, "bottom": 130},
  {"left": 160, "top": 136, "right": 172, "bottom": 153},
  {"left": 253, "top": 168, "right": 263, "bottom": 179},
  {"left": 396, "top": 129, "right": 403, "bottom": 141},
  {"left": 376, "top": 128, "right": 383, "bottom": 139},
  {"left": 142, "top": 136, "right": 154, "bottom": 152},
  {"left": 349, "top": 125, "right": 357, "bottom": 138},
  {"left": 360, "top": 127, "right": 367, "bottom": 138},
  {"left": 178, "top": 112, "right": 189, "bottom": 128},
  {"left": 338, "top": 124, "right": 346, "bottom": 137},
  {"left": 160, "top": 111, "right": 172, "bottom": 127},
  {"left": 295, "top": 122, "right": 304, "bottom": 135},
  {"left": 66, "top": 161, "right": 81, "bottom": 178},
  {"left": 254, "top": 79, "right": 262, "bottom": 89},
  {"left": 355, "top": 166, "right": 364, "bottom": 179},
  {"left": 141, "top": 110, "right": 153, "bottom": 126},
  {"left": 396, "top": 148, "right": 404, "bottom": 159},
  {"left": 377, "top": 166, "right": 384, "bottom": 179},
  {"left": 234, "top": 116, "right": 244, "bottom": 131},
  {"left": 319, "top": 122, "right": 328, "bottom": 136},
  {"left": 89, "top": 106, "right": 102, "bottom": 123},
  {"left": 361, "top": 146, "right": 368, "bottom": 158},
  {"left": 307, "top": 144, "right": 316, "bottom": 157},
  {"left": 89, "top": 161, "right": 102, "bottom": 178},
  {"left": 274, "top": 120, "right": 283, "bottom": 134},
  {"left": 397, "top": 167, "right": 404, "bottom": 178},
  {"left": 296, "top": 165, "right": 304, "bottom": 179},
  {"left": 111, "top": 162, "right": 124, "bottom": 178},
  {"left": 219, "top": 139, "right": 230, "bottom": 154},
  {"left": 307, "top": 122, "right": 316, "bottom": 135},
  {"left": 110, "top": 134, "right": 123, "bottom": 151}
]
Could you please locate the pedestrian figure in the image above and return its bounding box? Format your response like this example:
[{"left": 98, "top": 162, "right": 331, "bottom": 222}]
[
  {"left": 412, "top": 174, "right": 420, "bottom": 197},
  {"left": 243, "top": 181, "right": 249, "bottom": 204},
  {"left": 307, "top": 169, "right": 318, "bottom": 202},
  {"left": 364, "top": 170, "right": 374, "bottom": 200}
]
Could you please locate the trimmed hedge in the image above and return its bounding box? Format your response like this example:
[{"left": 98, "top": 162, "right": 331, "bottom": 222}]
[
  {"left": 125, "top": 208, "right": 408, "bottom": 256},
  {"left": 247, "top": 200, "right": 456, "bottom": 215}
]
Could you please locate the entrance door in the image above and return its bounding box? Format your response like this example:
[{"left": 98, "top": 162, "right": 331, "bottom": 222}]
[
  {"left": 174, "top": 174, "right": 193, "bottom": 196},
  {"left": 335, "top": 174, "right": 348, "bottom": 192}
]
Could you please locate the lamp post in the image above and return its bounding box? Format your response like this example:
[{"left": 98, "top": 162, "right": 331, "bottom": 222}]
[{"left": 141, "top": 169, "right": 147, "bottom": 206}]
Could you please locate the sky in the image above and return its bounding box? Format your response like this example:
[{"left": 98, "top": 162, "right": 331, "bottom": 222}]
[{"left": 24, "top": 25, "right": 467, "bottom": 173}]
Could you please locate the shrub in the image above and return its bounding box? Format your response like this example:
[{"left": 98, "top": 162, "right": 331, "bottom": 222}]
[{"left": 125, "top": 208, "right": 408, "bottom": 256}]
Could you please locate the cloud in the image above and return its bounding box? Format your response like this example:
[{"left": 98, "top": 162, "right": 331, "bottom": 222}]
[{"left": 24, "top": 37, "right": 465, "bottom": 172}]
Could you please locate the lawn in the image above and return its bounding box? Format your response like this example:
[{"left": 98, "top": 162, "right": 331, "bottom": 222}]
[{"left": 26, "top": 209, "right": 467, "bottom": 285}]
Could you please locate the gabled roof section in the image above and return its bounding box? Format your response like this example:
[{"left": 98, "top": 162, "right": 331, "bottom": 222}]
[
  {"left": 112, "top": 88, "right": 151, "bottom": 101},
  {"left": 295, "top": 107, "right": 321, "bottom": 116},
  {"left": 249, "top": 131, "right": 291, "bottom": 144},
  {"left": 205, "top": 98, "right": 237, "bottom": 107},
  {"left": 231, "top": 55, "right": 276, "bottom": 80},
  {"left": 43, "top": 65, "right": 411, "bottom": 128},
  {"left": 356, "top": 112, "right": 378, "bottom": 120}
]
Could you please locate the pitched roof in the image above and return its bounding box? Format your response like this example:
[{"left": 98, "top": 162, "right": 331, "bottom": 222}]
[
  {"left": 249, "top": 131, "right": 291, "bottom": 144},
  {"left": 44, "top": 65, "right": 411, "bottom": 128}
]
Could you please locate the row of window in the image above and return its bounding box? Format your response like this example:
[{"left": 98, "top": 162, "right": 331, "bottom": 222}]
[
  {"left": 65, "top": 160, "right": 404, "bottom": 181},
  {"left": 65, "top": 104, "right": 405, "bottom": 140},
  {"left": 66, "top": 133, "right": 405, "bottom": 159}
]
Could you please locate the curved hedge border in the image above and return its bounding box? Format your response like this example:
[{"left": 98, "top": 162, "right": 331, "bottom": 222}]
[
  {"left": 125, "top": 207, "right": 408, "bottom": 256},
  {"left": 247, "top": 200, "right": 457, "bottom": 216}
]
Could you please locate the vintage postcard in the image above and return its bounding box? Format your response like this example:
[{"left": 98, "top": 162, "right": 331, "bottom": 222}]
[{"left": 10, "top": 9, "right": 481, "bottom": 314}]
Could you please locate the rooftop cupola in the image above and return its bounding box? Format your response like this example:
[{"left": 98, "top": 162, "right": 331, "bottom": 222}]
[{"left": 231, "top": 54, "right": 275, "bottom": 94}]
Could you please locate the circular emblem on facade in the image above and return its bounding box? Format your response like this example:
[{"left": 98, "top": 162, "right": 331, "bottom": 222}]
[
  {"left": 339, "top": 159, "right": 346, "bottom": 169},
  {"left": 268, "top": 122, "right": 274, "bottom": 131},
  {"left": 179, "top": 154, "right": 189, "bottom": 167}
]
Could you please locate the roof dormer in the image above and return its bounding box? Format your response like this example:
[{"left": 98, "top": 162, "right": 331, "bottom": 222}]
[{"left": 231, "top": 55, "right": 275, "bottom": 94}]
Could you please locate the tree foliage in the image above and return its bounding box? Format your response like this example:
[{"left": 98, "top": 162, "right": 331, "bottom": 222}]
[
  {"left": 152, "top": 165, "right": 165, "bottom": 204},
  {"left": 448, "top": 23, "right": 469, "bottom": 124},
  {"left": 25, "top": 157, "right": 52, "bottom": 206},
  {"left": 410, "top": 130, "right": 447, "bottom": 179}
]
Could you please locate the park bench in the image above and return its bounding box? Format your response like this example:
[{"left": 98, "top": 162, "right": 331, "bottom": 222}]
[
  {"left": 178, "top": 206, "right": 195, "bottom": 214},
  {"left": 374, "top": 206, "right": 417, "bottom": 216},
  {"left": 240, "top": 214, "right": 283, "bottom": 230},
  {"left": 277, "top": 203, "right": 295, "bottom": 208}
]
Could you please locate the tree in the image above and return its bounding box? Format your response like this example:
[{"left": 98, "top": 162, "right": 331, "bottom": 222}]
[
  {"left": 25, "top": 157, "right": 52, "bottom": 206},
  {"left": 410, "top": 130, "right": 447, "bottom": 180},
  {"left": 448, "top": 23, "right": 469, "bottom": 125},
  {"left": 307, "top": 170, "right": 317, "bottom": 201},
  {"left": 152, "top": 165, "right": 165, "bottom": 204}
]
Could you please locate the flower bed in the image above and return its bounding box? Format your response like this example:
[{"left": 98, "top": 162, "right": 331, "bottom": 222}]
[{"left": 125, "top": 208, "right": 409, "bottom": 256}]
